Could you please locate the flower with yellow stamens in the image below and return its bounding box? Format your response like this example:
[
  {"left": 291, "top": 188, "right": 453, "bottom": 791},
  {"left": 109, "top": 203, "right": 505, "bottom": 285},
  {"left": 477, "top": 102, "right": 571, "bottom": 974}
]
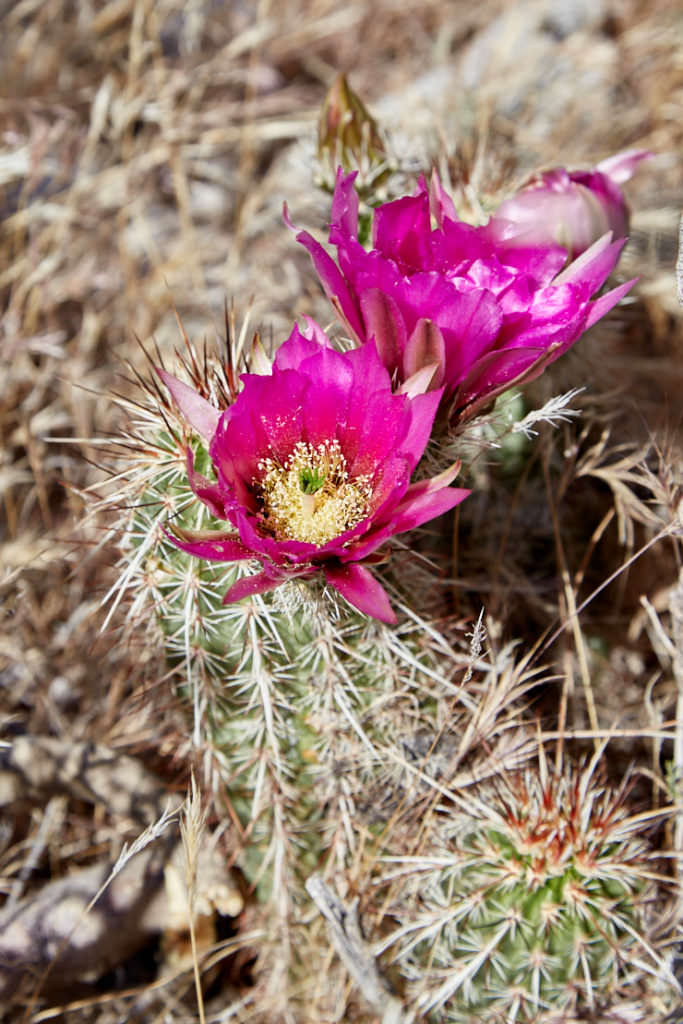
[{"left": 158, "top": 319, "right": 469, "bottom": 623}]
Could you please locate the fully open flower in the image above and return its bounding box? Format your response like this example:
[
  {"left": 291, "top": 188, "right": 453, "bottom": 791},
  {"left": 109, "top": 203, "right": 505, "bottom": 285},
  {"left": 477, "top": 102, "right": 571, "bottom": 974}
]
[
  {"left": 158, "top": 321, "right": 469, "bottom": 623},
  {"left": 295, "top": 168, "right": 636, "bottom": 423},
  {"left": 487, "top": 150, "right": 650, "bottom": 259}
]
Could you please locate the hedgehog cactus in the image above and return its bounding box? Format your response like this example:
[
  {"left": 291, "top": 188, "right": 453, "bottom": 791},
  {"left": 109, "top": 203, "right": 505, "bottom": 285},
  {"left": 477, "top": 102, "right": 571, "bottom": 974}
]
[
  {"left": 99, "top": 318, "right": 479, "bottom": 911},
  {"left": 378, "top": 751, "right": 678, "bottom": 1023},
  {"left": 98, "top": 321, "right": 680, "bottom": 1021}
]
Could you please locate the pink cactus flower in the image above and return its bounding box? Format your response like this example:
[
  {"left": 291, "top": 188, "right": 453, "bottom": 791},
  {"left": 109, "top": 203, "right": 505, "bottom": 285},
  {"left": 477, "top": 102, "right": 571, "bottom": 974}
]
[
  {"left": 158, "top": 320, "right": 469, "bottom": 624},
  {"left": 295, "top": 168, "right": 637, "bottom": 423},
  {"left": 487, "top": 150, "right": 650, "bottom": 259}
]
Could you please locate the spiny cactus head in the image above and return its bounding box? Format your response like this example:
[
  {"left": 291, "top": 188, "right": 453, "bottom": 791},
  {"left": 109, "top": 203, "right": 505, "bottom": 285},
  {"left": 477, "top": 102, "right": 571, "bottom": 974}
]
[{"left": 379, "top": 750, "right": 679, "bottom": 1023}]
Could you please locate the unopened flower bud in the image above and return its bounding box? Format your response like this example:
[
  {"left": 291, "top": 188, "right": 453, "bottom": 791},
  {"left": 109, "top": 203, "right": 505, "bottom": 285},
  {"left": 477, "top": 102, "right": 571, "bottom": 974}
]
[
  {"left": 316, "top": 74, "right": 391, "bottom": 198},
  {"left": 487, "top": 149, "right": 650, "bottom": 259}
]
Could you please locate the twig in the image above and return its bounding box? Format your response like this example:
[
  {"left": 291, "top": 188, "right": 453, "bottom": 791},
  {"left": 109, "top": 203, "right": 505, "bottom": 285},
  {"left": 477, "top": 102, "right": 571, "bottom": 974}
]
[{"left": 305, "top": 874, "right": 414, "bottom": 1024}]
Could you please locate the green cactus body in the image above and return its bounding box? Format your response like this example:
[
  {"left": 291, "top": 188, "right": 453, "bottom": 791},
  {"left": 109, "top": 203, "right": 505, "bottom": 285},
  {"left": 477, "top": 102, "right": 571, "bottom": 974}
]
[
  {"left": 115, "top": 420, "right": 470, "bottom": 909},
  {"left": 106, "top": 360, "right": 566, "bottom": 1017},
  {"left": 381, "top": 760, "right": 674, "bottom": 1023}
]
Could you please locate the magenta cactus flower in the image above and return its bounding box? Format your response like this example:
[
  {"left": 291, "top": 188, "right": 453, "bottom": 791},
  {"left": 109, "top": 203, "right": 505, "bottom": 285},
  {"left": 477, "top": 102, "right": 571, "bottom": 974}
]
[
  {"left": 295, "top": 168, "right": 636, "bottom": 423},
  {"left": 157, "top": 320, "right": 469, "bottom": 624},
  {"left": 487, "top": 149, "right": 650, "bottom": 259}
]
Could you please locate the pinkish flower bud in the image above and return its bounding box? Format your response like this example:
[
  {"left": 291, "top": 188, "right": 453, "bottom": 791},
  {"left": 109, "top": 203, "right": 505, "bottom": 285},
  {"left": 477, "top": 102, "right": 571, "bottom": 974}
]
[
  {"left": 296, "top": 168, "right": 637, "bottom": 425},
  {"left": 316, "top": 74, "right": 391, "bottom": 197},
  {"left": 487, "top": 150, "right": 650, "bottom": 260}
]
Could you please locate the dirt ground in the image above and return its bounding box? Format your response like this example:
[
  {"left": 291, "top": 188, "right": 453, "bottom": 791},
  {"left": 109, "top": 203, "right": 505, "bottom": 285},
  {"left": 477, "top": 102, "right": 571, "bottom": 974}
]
[{"left": 1, "top": 1, "right": 682, "bottom": 1021}]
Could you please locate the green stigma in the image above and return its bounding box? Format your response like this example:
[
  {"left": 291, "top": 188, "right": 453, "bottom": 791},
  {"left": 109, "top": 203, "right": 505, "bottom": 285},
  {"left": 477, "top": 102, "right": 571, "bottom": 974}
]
[
  {"left": 299, "top": 467, "right": 326, "bottom": 495},
  {"left": 257, "top": 440, "right": 373, "bottom": 545}
]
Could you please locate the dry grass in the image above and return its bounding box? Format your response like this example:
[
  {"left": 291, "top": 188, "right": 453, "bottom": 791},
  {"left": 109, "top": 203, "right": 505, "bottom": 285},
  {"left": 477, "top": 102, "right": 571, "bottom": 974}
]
[{"left": 1, "top": 0, "right": 682, "bottom": 1021}]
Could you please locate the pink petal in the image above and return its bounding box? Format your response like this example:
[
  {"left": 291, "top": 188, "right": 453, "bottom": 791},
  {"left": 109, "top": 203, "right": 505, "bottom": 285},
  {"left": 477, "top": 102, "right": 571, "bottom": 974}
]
[
  {"left": 156, "top": 369, "right": 220, "bottom": 443},
  {"left": 596, "top": 149, "right": 651, "bottom": 185},
  {"left": 585, "top": 278, "right": 636, "bottom": 328},
  {"left": 428, "top": 168, "right": 459, "bottom": 228},
  {"left": 273, "top": 322, "right": 330, "bottom": 371},
  {"left": 453, "top": 344, "right": 563, "bottom": 422},
  {"left": 397, "top": 461, "right": 463, "bottom": 501},
  {"left": 165, "top": 526, "right": 252, "bottom": 562},
  {"left": 301, "top": 315, "right": 336, "bottom": 348},
  {"left": 324, "top": 563, "right": 397, "bottom": 624},
  {"left": 185, "top": 448, "right": 228, "bottom": 518},
  {"left": 553, "top": 233, "right": 624, "bottom": 291},
  {"left": 391, "top": 278, "right": 503, "bottom": 385},
  {"left": 295, "top": 228, "right": 365, "bottom": 339},
  {"left": 400, "top": 389, "right": 442, "bottom": 468},
  {"left": 222, "top": 570, "right": 286, "bottom": 604},
  {"left": 372, "top": 192, "right": 431, "bottom": 266},
  {"left": 387, "top": 483, "right": 470, "bottom": 536},
  {"left": 397, "top": 363, "right": 440, "bottom": 397},
  {"left": 346, "top": 469, "right": 469, "bottom": 563},
  {"left": 329, "top": 167, "right": 360, "bottom": 243}
]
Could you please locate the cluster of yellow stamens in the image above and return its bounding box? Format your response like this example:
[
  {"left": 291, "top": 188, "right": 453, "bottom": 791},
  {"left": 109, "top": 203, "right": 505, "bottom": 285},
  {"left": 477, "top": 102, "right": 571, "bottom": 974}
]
[{"left": 257, "top": 440, "right": 372, "bottom": 545}]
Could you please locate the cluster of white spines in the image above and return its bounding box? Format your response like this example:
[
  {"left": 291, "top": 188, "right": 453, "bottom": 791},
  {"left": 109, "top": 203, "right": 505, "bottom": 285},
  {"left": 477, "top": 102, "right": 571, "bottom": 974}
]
[{"left": 377, "top": 754, "right": 676, "bottom": 1023}]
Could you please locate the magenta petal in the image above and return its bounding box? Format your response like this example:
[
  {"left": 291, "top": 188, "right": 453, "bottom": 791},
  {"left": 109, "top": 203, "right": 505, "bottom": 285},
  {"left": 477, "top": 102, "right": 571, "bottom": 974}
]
[
  {"left": 388, "top": 483, "right": 470, "bottom": 535},
  {"left": 553, "top": 233, "right": 620, "bottom": 288},
  {"left": 348, "top": 468, "right": 468, "bottom": 563},
  {"left": 458, "top": 344, "right": 547, "bottom": 397},
  {"left": 585, "top": 278, "right": 636, "bottom": 328},
  {"left": 428, "top": 169, "right": 459, "bottom": 228},
  {"left": 186, "top": 448, "right": 229, "bottom": 518},
  {"left": 493, "top": 241, "right": 569, "bottom": 284},
  {"left": 596, "top": 149, "right": 651, "bottom": 184},
  {"left": 165, "top": 526, "right": 252, "bottom": 562},
  {"left": 372, "top": 192, "right": 431, "bottom": 267},
  {"left": 295, "top": 228, "right": 364, "bottom": 339},
  {"left": 329, "top": 167, "right": 360, "bottom": 243},
  {"left": 300, "top": 164, "right": 634, "bottom": 418},
  {"left": 391, "top": 278, "right": 502, "bottom": 385},
  {"left": 454, "top": 344, "right": 563, "bottom": 420},
  {"left": 247, "top": 373, "right": 308, "bottom": 463},
  {"left": 397, "top": 363, "right": 440, "bottom": 397},
  {"left": 300, "top": 315, "right": 336, "bottom": 349},
  {"left": 273, "top": 322, "right": 330, "bottom": 371},
  {"left": 342, "top": 394, "right": 407, "bottom": 477},
  {"left": 345, "top": 336, "right": 394, "bottom": 394},
  {"left": 156, "top": 369, "right": 220, "bottom": 443},
  {"left": 397, "top": 461, "right": 462, "bottom": 500},
  {"left": 401, "top": 390, "right": 442, "bottom": 466},
  {"left": 222, "top": 570, "right": 287, "bottom": 604},
  {"left": 571, "top": 236, "right": 626, "bottom": 293},
  {"left": 324, "top": 563, "right": 397, "bottom": 624}
]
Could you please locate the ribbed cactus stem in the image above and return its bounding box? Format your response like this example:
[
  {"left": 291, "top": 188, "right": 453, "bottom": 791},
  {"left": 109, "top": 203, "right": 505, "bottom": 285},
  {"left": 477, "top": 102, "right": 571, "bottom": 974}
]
[
  {"left": 98, "top": 343, "right": 552, "bottom": 1017},
  {"left": 379, "top": 751, "right": 678, "bottom": 1023},
  {"left": 106, "top": 400, "right": 472, "bottom": 896}
]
